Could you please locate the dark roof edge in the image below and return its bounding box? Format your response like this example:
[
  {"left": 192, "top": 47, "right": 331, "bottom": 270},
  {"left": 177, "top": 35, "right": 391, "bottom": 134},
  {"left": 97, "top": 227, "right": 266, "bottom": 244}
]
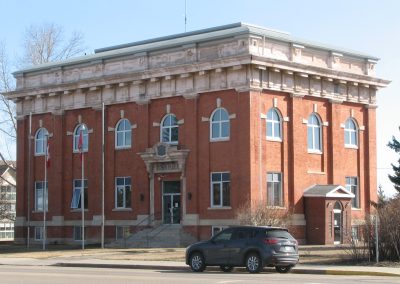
[{"left": 95, "top": 22, "right": 244, "bottom": 53}]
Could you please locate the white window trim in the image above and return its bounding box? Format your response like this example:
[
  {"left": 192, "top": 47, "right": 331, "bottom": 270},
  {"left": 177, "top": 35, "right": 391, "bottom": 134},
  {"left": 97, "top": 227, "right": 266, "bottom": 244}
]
[
  {"left": 160, "top": 114, "right": 179, "bottom": 145},
  {"left": 115, "top": 119, "right": 132, "bottom": 150},
  {"left": 34, "top": 181, "right": 48, "bottom": 212},
  {"left": 266, "top": 108, "right": 282, "bottom": 141},
  {"left": 344, "top": 118, "right": 359, "bottom": 148},
  {"left": 34, "top": 128, "right": 48, "bottom": 156},
  {"left": 114, "top": 177, "right": 132, "bottom": 209},
  {"left": 346, "top": 176, "right": 360, "bottom": 209},
  {"left": 210, "top": 171, "right": 230, "bottom": 208},
  {"left": 73, "top": 123, "right": 89, "bottom": 153},
  {"left": 210, "top": 108, "right": 230, "bottom": 142},
  {"left": 307, "top": 114, "right": 323, "bottom": 152},
  {"left": 71, "top": 179, "right": 88, "bottom": 210},
  {"left": 267, "top": 172, "right": 283, "bottom": 207}
]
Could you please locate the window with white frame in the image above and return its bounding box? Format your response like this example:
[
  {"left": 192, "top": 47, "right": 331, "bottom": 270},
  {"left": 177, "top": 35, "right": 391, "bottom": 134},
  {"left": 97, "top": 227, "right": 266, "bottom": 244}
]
[
  {"left": 73, "top": 226, "right": 86, "bottom": 241},
  {"left": 35, "top": 181, "right": 48, "bottom": 211},
  {"left": 211, "top": 172, "right": 230, "bottom": 207},
  {"left": 266, "top": 108, "right": 282, "bottom": 140},
  {"left": 344, "top": 118, "right": 358, "bottom": 147},
  {"left": 115, "top": 119, "right": 132, "bottom": 149},
  {"left": 212, "top": 226, "right": 228, "bottom": 237},
  {"left": 115, "top": 177, "right": 131, "bottom": 209},
  {"left": 346, "top": 177, "right": 359, "bottom": 208},
  {"left": 210, "top": 108, "right": 230, "bottom": 140},
  {"left": 35, "top": 128, "right": 48, "bottom": 155},
  {"left": 351, "top": 226, "right": 360, "bottom": 242},
  {"left": 73, "top": 123, "right": 88, "bottom": 152},
  {"left": 0, "top": 223, "right": 14, "bottom": 240},
  {"left": 161, "top": 114, "right": 178, "bottom": 144},
  {"left": 307, "top": 114, "right": 322, "bottom": 152},
  {"left": 34, "top": 226, "right": 43, "bottom": 241},
  {"left": 71, "top": 179, "right": 88, "bottom": 209},
  {"left": 0, "top": 185, "right": 16, "bottom": 201},
  {"left": 267, "top": 173, "right": 283, "bottom": 207}
]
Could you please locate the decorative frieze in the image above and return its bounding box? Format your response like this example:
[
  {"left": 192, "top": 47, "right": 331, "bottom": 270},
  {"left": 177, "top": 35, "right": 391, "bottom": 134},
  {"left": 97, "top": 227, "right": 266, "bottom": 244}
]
[{"left": 5, "top": 24, "right": 388, "bottom": 116}]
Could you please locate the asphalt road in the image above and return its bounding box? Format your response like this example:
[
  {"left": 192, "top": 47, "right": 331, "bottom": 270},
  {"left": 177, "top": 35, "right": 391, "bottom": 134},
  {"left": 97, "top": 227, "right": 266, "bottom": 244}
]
[{"left": 0, "top": 265, "right": 399, "bottom": 284}]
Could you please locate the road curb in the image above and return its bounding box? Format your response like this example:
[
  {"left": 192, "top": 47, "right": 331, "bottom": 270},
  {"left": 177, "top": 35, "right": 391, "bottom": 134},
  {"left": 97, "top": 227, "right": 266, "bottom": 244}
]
[{"left": 53, "top": 263, "right": 400, "bottom": 277}]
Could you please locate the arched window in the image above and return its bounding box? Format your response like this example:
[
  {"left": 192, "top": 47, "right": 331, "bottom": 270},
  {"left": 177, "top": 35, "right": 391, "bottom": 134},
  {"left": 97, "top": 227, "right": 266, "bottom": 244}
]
[
  {"left": 35, "top": 128, "right": 48, "bottom": 155},
  {"left": 266, "top": 108, "right": 282, "bottom": 140},
  {"left": 73, "top": 124, "right": 88, "bottom": 152},
  {"left": 161, "top": 114, "right": 178, "bottom": 144},
  {"left": 210, "top": 108, "right": 230, "bottom": 140},
  {"left": 115, "top": 119, "right": 132, "bottom": 148},
  {"left": 344, "top": 118, "right": 358, "bottom": 147},
  {"left": 307, "top": 114, "right": 322, "bottom": 152}
]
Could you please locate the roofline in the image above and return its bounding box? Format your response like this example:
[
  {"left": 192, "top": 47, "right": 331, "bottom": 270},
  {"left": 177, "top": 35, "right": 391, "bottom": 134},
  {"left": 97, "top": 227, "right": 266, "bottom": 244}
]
[
  {"left": 13, "top": 22, "right": 380, "bottom": 76},
  {"left": 94, "top": 22, "right": 244, "bottom": 53}
]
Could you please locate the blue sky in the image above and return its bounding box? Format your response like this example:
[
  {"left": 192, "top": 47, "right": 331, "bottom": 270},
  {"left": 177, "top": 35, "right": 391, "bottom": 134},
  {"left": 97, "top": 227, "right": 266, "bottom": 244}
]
[{"left": 0, "top": 0, "right": 399, "bottom": 196}]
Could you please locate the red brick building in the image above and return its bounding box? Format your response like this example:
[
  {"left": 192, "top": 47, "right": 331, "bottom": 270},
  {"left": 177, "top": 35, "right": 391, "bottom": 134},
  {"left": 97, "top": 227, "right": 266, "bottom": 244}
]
[{"left": 5, "top": 23, "right": 389, "bottom": 245}]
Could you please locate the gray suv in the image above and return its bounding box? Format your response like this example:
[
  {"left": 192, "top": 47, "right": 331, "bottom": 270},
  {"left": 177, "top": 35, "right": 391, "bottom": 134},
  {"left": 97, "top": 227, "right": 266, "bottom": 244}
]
[{"left": 186, "top": 226, "right": 299, "bottom": 273}]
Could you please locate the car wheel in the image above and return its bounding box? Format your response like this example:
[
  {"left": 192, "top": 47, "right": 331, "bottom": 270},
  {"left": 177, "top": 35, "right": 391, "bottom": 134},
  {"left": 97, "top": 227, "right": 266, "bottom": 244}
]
[
  {"left": 220, "top": 265, "right": 234, "bottom": 272},
  {"left": 275, "top": 265, "right": 292, "bottom": 273},
  {"left": 245, "top": 253, "right": 262, "bottom": 273},
  {"left": 189, "top": 252, "right": 206, "bottom": 272}
]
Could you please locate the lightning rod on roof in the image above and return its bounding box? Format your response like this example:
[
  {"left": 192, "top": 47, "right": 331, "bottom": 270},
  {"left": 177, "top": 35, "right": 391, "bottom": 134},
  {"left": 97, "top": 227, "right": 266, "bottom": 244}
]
[{"left": 185, "top": 0, "right": 187, "bottom": 32}]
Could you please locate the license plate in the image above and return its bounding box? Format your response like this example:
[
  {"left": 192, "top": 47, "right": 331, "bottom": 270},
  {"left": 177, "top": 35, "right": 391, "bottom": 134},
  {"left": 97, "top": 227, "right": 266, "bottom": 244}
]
[{"left": 281, "top": 246, "right": 294, "bottom": 252}]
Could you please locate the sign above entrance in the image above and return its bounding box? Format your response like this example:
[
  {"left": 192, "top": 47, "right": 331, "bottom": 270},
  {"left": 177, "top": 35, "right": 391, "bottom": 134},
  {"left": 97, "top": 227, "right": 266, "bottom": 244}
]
[
  {"left": 138, "top": 142, "right": 190, "bottom": 177},
  {"left": 155, "top": 162, "right": 180, "bottom": 173}
]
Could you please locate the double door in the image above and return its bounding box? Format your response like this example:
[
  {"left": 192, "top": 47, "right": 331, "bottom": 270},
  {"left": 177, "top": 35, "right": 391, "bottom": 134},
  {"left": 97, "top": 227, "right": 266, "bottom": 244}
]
[{"left": 162, "top": 181, "right": 181, "bottom": 224}]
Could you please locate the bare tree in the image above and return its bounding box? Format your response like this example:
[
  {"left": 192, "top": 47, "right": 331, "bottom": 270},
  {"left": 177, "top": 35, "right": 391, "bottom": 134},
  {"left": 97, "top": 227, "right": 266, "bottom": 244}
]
[
  {"left": 20, "top": 23, "right": 85, "bottom": 67},
  {"left": 236, "top": 200, "right": 293, "bottom": 228},
  {"left": 0, "top": 41, "right": 16, "bottom": 175},
  {"left": 0, "top": 23, "right": 86, "bottom": 187}
]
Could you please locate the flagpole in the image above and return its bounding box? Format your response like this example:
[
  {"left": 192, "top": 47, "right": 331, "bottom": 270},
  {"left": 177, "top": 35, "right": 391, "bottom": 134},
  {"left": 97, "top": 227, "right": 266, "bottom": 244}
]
[
  {"left": 27, "top": 112, "right": 32, "bottom": 248},
  {"left": 101, "top": 103, "right": 105, "bottom": 249},
  {"left": 81, "top": 126, "right": 85, "bottom": 250},
  {"left": 43, "top": 134, "right": 48, "bottom": 250}
]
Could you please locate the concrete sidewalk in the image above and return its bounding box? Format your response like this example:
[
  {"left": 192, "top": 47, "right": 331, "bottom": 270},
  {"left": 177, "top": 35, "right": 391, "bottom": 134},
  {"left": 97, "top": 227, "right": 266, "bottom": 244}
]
[{"left": 0, "top": 257, "right": 399, "bottom": 277}]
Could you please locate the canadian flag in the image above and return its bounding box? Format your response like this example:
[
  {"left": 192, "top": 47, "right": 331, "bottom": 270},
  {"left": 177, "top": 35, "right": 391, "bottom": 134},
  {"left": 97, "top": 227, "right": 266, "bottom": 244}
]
[
  {"left": 78, "top": 128, "right": 84, "bottom": 161},
  {"left": 46, "top": 139, "right": 50, "bottom": 168}
]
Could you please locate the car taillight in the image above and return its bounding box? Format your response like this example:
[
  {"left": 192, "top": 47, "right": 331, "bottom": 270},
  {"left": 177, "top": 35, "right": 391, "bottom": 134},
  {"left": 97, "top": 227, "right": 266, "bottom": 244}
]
[{"left": 263, "top": 238, "right": 279, "bottom": 245}]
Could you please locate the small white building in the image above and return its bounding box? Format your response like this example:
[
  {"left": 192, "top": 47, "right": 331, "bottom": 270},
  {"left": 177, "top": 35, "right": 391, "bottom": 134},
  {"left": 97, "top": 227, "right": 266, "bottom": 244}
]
[{"left": 0, "top": 162, "right": 16, "bottom": 241}]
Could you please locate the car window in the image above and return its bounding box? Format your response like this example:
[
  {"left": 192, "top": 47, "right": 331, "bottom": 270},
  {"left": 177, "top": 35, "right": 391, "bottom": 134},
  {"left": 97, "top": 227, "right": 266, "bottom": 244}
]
[
  {"left": 232, "top": 229, "right": 258, "bottom": 240},
  {"left": 265, "top": 229, "right": 294, "bottom": 239},
  {"left": 213, "top": 229, "right": 233, "bottom": 242}
]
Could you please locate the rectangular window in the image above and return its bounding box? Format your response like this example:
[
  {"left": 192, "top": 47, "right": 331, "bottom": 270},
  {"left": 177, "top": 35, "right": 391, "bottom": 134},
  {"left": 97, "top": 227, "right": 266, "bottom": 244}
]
[
  {"left": 211, "top": 172, "right": 230, "bottom": 207},
  {"left": 115, "top": 177, "right": 132, "bottom": 209},
  {"left": 0, "top": 186, "right": 16, "bottom": 201},
  {"left": 35, "top": 181, "right": 48, "bottom": 211},
  {"left": 351, "top": 226, "right": 359, "bottom": 242},
  {"left": 0, "top": 223, "right": 14, "bottom": 240},
  {"left": 346, "top": 177, "right": 359, "bottom": 208},
  {"left": 267, "top": 173, "right": 283, "bottom": 207},
  {"left": 34, "top": 227, "right": 43, "bottom": 241},
  {"left": 71, "top": 179, "right": 88, "bottom": 209},
  {"left": 73, "top": 226, "right": 86, "bottom": 241},
  {"left": 116, "top": 226, "right": 130, "bottom": 240}
]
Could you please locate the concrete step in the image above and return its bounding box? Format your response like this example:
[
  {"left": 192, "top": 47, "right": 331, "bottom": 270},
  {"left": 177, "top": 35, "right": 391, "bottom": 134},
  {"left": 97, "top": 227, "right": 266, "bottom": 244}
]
[{"left": 106, "top": 224, "right": 196, "bottom": 248}]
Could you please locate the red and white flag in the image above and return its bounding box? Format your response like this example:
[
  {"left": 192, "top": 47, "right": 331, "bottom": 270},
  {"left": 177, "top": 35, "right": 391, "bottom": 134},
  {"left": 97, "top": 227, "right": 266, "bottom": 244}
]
[
  {"left": 46, "top": 140, "right": 50, "bottom": 168},
  {"left": 78, "top": 129, "right": 84, "bottom": 161}
]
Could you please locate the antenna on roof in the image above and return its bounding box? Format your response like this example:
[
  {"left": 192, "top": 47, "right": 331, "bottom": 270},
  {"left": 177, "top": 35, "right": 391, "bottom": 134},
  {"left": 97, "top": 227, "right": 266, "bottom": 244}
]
[{"left": 184, "top": 0, "right": 187, "bottom": 32}]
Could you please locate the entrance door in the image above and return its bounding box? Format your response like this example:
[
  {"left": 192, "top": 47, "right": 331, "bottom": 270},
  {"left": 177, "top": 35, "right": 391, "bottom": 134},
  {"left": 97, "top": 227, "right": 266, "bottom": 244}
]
[
  {"left": 333, "top": 202, "right": 342, "bottom": 244},
  {"left": 162, "top": 181, "right": 181, "bottom": 224}
]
